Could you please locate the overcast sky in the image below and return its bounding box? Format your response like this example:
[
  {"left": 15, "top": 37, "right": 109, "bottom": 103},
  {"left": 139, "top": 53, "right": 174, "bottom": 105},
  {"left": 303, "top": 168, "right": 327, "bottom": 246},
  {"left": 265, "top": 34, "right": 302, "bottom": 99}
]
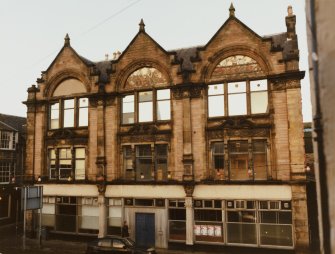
[{"left": 0, "top": 0, "right": 312, "bottom": 122}]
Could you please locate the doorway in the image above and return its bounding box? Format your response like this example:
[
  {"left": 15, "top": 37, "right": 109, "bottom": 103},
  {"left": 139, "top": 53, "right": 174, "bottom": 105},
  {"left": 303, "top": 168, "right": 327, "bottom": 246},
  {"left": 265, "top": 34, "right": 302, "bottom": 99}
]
[{"left": 135, "top": 213, "right": 155, "bottom": 247}]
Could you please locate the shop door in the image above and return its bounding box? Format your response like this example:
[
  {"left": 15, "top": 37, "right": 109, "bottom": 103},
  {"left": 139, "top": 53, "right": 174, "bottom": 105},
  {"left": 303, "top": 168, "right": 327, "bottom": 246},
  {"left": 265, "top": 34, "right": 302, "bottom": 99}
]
[{"left": 135, "top": 213, "right": 155, "bottom": 247}]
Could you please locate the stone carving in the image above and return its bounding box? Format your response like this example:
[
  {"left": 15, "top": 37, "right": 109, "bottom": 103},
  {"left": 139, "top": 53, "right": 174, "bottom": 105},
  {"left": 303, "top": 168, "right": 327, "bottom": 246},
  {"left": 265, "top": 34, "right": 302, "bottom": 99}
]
[
  {"left": 212, "top": 55, "right": 264, "bottom": 78},
  {"left": 125, "top": 67, "right": 168, "bottom": 88},
  {"left": 183, "top": 184, "right": 195, "bottom": 197},
  {"left": 172, "top": 86, "right": 203, "bottom": 100}
]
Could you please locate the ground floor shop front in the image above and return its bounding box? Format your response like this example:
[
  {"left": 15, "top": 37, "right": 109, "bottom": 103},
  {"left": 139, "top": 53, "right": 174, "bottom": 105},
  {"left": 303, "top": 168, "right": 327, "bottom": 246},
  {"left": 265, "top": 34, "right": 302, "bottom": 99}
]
[{"left": 36, "top": 183, "right": 308, "bottom": 250}]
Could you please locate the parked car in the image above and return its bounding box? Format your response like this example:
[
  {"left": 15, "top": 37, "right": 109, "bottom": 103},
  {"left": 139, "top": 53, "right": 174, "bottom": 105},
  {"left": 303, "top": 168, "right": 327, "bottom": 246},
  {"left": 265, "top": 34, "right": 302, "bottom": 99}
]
[{"left": 86, "top": 235, "right": 157, "bottom": 254}]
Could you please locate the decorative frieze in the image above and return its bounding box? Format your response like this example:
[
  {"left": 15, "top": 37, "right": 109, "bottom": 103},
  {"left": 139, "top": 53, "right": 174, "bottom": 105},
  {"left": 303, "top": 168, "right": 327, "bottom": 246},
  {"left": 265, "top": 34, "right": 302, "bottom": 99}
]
[{"left": 171, "top": 85, "right": 204, "bottom": 100}]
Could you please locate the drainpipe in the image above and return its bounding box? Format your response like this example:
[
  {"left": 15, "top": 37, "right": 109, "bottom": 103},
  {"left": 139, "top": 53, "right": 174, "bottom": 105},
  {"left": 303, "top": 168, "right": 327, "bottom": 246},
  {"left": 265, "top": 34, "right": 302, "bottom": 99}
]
[{"left": 309, "top": 0, "right": 330, "bottom": 253}]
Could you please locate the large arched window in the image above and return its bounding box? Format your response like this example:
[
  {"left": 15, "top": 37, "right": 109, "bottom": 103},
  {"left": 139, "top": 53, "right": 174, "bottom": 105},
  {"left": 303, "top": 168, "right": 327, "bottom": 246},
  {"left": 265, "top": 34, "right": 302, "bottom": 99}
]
[
  {"left": 122, "top": 67, "right": 171, "bottom": 124},
  {"left": 49, "top": 79, "right": 88, "bottom": 129},
  {"left": 208, "top": 55, "right": 268, "bottom": 117}
]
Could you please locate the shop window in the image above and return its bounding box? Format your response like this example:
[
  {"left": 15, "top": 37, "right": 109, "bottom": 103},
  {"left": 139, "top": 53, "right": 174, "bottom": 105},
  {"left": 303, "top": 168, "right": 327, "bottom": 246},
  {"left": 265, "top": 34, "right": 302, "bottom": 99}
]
[
  {"left": 49, "top": 97, "right": 88, "bottom": 129},
  {"left": 226, "top": 200, "right": 257, "bottom": 245},
  {"left": 78, "top": 197, "right": 99, "bottom": 234},
  {"left": 259, "top": 200, "right": 293, "bottom": 247},
  {"left": 108, "top": 198, "right": 122, "bottom": 235},
  {"left": 168, "top": 200, "right": 186, "bottom": 241}
]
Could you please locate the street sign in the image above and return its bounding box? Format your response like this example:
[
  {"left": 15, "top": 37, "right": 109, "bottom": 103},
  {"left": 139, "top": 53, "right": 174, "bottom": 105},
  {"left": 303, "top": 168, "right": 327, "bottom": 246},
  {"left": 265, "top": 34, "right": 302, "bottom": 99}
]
[{"left": 21, "top": 186, "right": 43, "bottom": 210}]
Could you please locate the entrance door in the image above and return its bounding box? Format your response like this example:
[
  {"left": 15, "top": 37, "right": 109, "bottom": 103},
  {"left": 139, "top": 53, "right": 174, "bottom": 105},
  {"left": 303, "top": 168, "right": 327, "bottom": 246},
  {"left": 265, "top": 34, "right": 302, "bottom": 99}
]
[{"left": 135, "top": 213, "right": 155, "bottom": 247}]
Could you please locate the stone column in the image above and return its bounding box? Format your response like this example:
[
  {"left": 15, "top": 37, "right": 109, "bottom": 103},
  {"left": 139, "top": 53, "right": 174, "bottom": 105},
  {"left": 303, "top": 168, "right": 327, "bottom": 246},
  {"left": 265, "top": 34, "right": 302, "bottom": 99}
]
[
  {"left": 97, "top": 187, "right": 107, "bottom": 238},
  {"left": 185, "top": 197, "right": 194, "bottom": 245}
]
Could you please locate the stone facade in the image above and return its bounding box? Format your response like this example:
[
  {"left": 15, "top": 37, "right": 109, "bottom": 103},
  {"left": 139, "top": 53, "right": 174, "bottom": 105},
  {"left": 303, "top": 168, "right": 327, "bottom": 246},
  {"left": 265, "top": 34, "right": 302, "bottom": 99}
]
[{"left": 24, "top": 5, "right": 309, "bottom": 251}]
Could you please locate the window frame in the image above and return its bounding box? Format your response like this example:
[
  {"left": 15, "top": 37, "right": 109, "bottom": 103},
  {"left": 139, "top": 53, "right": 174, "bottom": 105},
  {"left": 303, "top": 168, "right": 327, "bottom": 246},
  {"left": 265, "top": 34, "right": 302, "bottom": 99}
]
[
  {"left": 207, "top": 79, "right": 268, "bottom": 118},
  {"left": 121, "top": 89, "right": 171, "bottom": 125},
  {"left": 49, "top": 97, "right": 89, "bottom": 130}
]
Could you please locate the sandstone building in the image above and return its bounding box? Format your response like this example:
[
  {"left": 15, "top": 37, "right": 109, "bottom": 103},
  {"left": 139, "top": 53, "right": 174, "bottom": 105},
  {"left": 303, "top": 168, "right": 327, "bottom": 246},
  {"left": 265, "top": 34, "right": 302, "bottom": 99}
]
[
  {"left": 24, "top": 5, "right": 309, "bottom": 251},
  {"left": 0, "top": 113, "right": 26, "bottom": 226}
]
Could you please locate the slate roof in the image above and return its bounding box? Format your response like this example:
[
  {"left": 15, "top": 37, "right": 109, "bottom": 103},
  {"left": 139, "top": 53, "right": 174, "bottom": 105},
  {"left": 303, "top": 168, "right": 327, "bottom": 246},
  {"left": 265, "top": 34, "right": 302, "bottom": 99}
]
[{"left": 0, "top": 113, "right": 26, "bottom": 133}]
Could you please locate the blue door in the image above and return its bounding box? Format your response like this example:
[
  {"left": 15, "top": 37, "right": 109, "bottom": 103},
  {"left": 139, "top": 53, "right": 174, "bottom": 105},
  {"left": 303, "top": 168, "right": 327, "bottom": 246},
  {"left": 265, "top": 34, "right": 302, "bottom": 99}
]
[{"left": 135, "top": 213, "right": 155, "bottom": 247}]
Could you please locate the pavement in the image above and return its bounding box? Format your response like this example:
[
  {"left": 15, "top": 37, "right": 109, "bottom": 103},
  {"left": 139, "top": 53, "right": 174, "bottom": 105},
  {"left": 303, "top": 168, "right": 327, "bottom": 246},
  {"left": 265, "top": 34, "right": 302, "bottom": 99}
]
[{"left": 0, "top": 224, "right": 315, "bottom": 254}]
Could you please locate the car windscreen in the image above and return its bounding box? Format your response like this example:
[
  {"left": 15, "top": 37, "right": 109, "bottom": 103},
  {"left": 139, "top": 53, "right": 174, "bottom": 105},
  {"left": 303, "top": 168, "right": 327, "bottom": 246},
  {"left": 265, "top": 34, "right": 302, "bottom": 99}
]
[{"left": 124, "top": 238, "right": 135, "bottom": 246}]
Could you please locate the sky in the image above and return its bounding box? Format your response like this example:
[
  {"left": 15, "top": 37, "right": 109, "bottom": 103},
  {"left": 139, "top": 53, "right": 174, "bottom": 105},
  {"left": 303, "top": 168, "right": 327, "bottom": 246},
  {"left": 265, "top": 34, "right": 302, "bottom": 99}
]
[{"left": 0, "top": 0, "right": 312, "bottom": 122}]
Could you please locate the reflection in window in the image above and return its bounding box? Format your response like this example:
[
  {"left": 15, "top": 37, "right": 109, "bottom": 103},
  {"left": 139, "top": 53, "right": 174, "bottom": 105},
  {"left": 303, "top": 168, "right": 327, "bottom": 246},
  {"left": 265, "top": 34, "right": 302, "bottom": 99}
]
[
  {"left": 212, "top": 142, "right": 225, "bottom": 179},
  {"left": 122, "top": 95, "right": 134, "bottom": 124},
  {"left": 139, "top": 91, "right": 153, "bottom": 122},
  {"left": 229, "top": 141, "right": 249, "bottom": 180},
  {"left": 136, "top": 145, "right": 152, "bottom": 180},
  {"left": 157, "top": 89, "right": 171, "bottom": 120},
  {"left": 251, "top": 80, "right": 268, "bottom": 114},
  {"left": 208, "top": 84, "right": 224, "bottom": 117},
  {"left": 228, "top": 82, "right": 247, "bottom": 116},
  {"left": 155, "top": 144, "right": 168, "bottom": 180},
  {"left": 59, "top": 148, "right": 72, "bottom": 179},
  {"left": 75, "top": 148, "right": 85, "bottom": 180},
  {"left": 252, "top": 140, "right": 267, "bottom": 180}
]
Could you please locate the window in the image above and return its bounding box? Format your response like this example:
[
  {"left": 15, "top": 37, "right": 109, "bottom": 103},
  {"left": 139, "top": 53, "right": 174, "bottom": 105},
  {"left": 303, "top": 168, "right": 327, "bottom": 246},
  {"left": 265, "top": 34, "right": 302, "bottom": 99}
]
[
  {"left": 229, "top": 141, "right": 249, "bottom": 180},
  {"left": 108, "top": 198, "right": 122, "bottom": 235},
  {"left": 250, "top": 80, "right": 268, "bottom": 114},
  {"left": 121, "top": 89, "right": 171, "bottom": 124},
  {"left": 212, "top": 142, "right": 225, "bottom": 178},
  {"left": 122, "top": 95, "right": 134, "bottom": 124},
  {"left": 123, "top": 144, "right": 168, "bottom": 181},
  {"left": 252, "top": 140, "right": 267, "bottom": 180},
  {"left": 208, "top": 84, "right": 224, "bottom": 117},
  {"left": 0, "top": 131, "right": 15, "bottom": 150},
  {"left": 48, "top": 147, "right": 86, "bottom": 180},
  {"left": 139, "top": 91, "right": 153, "bottom": 122},
  {"left": 168, "top": 200, "right": 186, "bottom": 241},
  {"left": 208, "top": 80, "right": 268, "bottom": 117},
  {"left": 49, "top": 97, "right": 88, "bottom": 129},
  {"left": 0, "top": 162, "right": 12, "bottom": 183},
  {"left": 228, "top": 82, "right": 247, "bottom": 116}
]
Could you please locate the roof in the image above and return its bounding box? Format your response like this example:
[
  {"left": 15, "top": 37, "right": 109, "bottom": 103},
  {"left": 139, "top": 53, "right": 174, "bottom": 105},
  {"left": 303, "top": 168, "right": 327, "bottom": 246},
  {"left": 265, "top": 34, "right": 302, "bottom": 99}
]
[
  {"left": 95, "top": 60, "right": 111, "bottom": 84},
  {"left": 0, "top": 113, "right": 26, "bottom": 133},
  {"left": 170, "top": 46, "right": 200, "bottom": 72}
]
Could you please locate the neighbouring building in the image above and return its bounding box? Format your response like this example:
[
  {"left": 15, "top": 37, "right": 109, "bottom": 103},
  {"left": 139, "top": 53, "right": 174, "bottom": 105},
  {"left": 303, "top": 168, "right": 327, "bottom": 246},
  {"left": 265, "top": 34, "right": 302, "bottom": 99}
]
[
  {"left": 306, "top": 0, "right": 335, "bottom": 253},
  {"left": 24, "top": 5, "right": 310, "bottom": 251},
  {"left": 0, "top": 113, "right": 26, "bottom": 226}
]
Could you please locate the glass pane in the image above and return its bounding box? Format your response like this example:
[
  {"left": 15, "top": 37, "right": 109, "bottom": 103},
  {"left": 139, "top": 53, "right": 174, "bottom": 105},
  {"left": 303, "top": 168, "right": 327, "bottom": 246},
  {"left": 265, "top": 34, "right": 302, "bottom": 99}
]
[
  {"left": 251, "top": 91, "right": 268, "bottom": 114},
  {"left": 79, "top": 107, "right": 88, "bottom": 126},
  {"left": 137, "top": 145, "right": 151, "bottom": 156},
  {"left": 64, "top": 99, "right": 74, "bottom": 109},
  {"left": 229, "top": 141, "right": 248, "bottom": 153},
  {"left": 75, "top": 162, "right": 85, "bottom": 180},
  {"left": 228, "top": 82, "right": 246, "bottom": 93},
  {"left": 260, "top": 224, "right": 293, "bottom": 246},
  {"left": 254, "top": 153, "right": 267, "bottom": 180},
  {"left": 50, "top": 103, "right": 59, "bottom": 129},
  {"left": 208, "top": 84, "right": 224, "bottom": 95},
  {"left": 228, "top": 93, "right": 247, "bottom": 116},
  {"left": 156, "top": 145, "right": 167, "bottom": 156},
  {"left": 157, "top": 89, "right": 170, "bottom": 100},
  {"left": 64, "top": 109, "right": 74, "bottom": 127},
  {"left": 229, "top": 154, "right": 249, "bottom": 180},
  {"left": 208, "top": 96, "right": 224, "bottom": 117},
  {"left": 227, "top": 223, "right": 257, "bottom": 244},
  {"left": 213, "top": 142, "right": 224, "bottom": 154},
  {"left": 79, "top": 98, "right": 89, "bottom": 107},
  {"left": 250, "top": 80, "right": 267, "bottom": 91},
  {"left": 122, "top": 95, "right": 134, "bottom": 113},
  {"left": 169, "top": 221, "right": 186, "bottom": 240},
  {"left": 75, "top": 148, "right": 85, "bottom": 158},
  {"left": 50, "top": 149, "right": 56, "bottom": 159},
  {"left": 139, "top": 91, "right": 152, "bottom": 102},
  {"left": 139, "top": 102, "right": 153, "bottom": 122},
  {"left": 157, "top": 100, "right": 171, "bottom": 120},
  {"left": 60, "top": 149, "right": 71, "bottom": 159}
]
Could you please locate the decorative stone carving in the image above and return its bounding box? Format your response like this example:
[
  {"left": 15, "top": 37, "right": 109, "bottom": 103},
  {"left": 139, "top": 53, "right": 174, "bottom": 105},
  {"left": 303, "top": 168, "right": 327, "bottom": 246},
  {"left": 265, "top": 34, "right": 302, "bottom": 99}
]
[
  {"left": 183, "top": 183, "right": 195, "bottom": 197},
  {"left": 171, "top": 86, "right": 204, "bottom": 100},
  {"left": 270, "top": 79, "right": 301, "bottom": 91},
  {"left": 212, "top": 55, "right": 264, "bottom": 79},
  {"left": 125, "top": 67, "right": 168, "bottom": 88}
]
